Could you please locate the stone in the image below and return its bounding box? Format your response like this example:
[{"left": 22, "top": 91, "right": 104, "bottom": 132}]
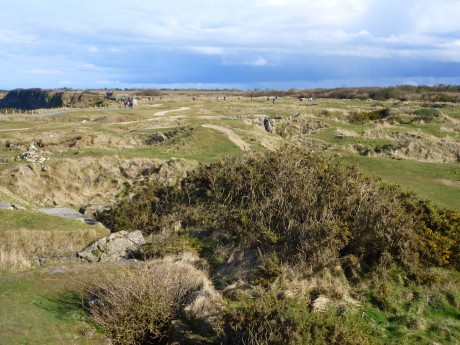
[
  {"left": 79, "top": 201, "right": 116, "bottom": 220},
  {"left": 78, "top": 230, "right": 145, "bottom": 263},
  {"left": 0, "top": 202, "right": 13, "bottom": 210}
]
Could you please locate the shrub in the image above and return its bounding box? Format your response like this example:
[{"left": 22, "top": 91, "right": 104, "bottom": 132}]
[
  {"left": 403, "top": 199, "right": 460, "bottom": 270},
  {"left": 348, "top": 108, "right": 390, "bottom": 124},
  {"left": 87, "top": 259, "right": 210, "bottom": 344},
  {"left": 221, "top": 288, "right": 372, "bottom": 345},
  {"left": 136, "top": 89, "right": 162, "bottom": 97},
  {"left": 410, "top": 107, "right": 441, "bottom": 123},
  {"left": 105, "top": 146, "right": 460, "bottom": 278},
  {"left": 140, "top": 233, "right": 202, "bottom": 259},
  {"left": 413, "top": 108, "right": 440, "bottom": 117},
  {"left": 178, "top": 147, "right": 424, "bottom": 274},
  {"left": 98, "top": 182, "right": 179, "bottom": 234}
]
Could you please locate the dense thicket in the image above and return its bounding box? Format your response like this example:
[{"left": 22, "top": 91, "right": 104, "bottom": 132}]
[{"left": 102, "top": 146, "right": 460, "bottom": 276}]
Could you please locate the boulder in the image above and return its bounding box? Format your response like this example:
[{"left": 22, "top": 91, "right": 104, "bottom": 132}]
[
  {"left": 79, "top": 201, "right": 116, "bottom": 220},
  {"left": 0, "top": 201, "right": 12, "bottom": 210},
  {"left": 78, "top": 230, "right": 145, "bottom": 263},
  {"left": 263, "top": 117, "right": 274, "bottom": 132}
]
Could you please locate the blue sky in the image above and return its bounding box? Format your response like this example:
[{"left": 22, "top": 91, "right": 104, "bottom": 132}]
[{"left": 1, "top": 0, "right": 460, "bottom": 90}]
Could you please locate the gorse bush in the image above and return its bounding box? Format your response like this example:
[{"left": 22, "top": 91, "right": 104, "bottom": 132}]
[
  {"left": 104, "top": 146, "right": 460, "bottom": 276},
  {"left": 98, "top": 181, "right": 178, "bottom": 234},
  {"left": 222, "top": 288, "right": 372, "bottom": 345},
  {"left": 348, "top": 108, "right": 390, "bottom": 124},
  {"left": 178, "top": 146, "right": 424, "bottom": 274},
  {"left": 412, "top": 107, "right": 441, "bottom": 117}
]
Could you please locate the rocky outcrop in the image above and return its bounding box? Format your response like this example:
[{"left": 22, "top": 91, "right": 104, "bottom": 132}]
[
  {"left": 0, "top": 88, "right": 104, "bottom": 110},
  {"left": 78, "top": 230, "right": 145, "bottom": 262}
]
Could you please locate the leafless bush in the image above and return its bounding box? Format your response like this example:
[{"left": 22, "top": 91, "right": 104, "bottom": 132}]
[{"left": 87, "top": 257, "right": 213, "bottom": 344}]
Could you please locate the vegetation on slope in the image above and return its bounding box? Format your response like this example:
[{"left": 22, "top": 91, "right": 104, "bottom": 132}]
[{"left": 94, "top": 146, "right": 460, "bottom": 344}]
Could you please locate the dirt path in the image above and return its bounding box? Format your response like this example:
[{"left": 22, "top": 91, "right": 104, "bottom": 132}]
[
  {"left": 0, "top": 128, "right": 30, "bottom": 132},
  {"left": 202, "top": 124, "right": 251, "bottom": 151},
  {"left": 154, "top": 107, "right": 190, "bottom": 116},
  {"left": 108, "top": 106, "right": 191, "bottom": 125},
  {"left": 442, "top": 113, "right": 460, "bottom": 125}
]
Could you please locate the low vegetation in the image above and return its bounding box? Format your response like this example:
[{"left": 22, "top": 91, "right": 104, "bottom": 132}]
[
  {"left": 0, "top": 209, "right": 108, "bottom": 272},
  {"left": 95, "top": 146, "right": 460, "bottom": 344},
  {"left": 87, "top": 259, "right": 210, "bottom": 344}
]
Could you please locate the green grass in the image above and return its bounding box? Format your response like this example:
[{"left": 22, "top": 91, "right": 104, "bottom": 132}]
[
  {"left": 0, "top": 209, "right": 106, "bottom": 233},
  {"left": 60, "top": 147, "right": 118, "bottom": 159},
  {"left": 339, "top": 154, "right": 460, "bottom": 210},
  {"left": 366, "top": 269, "right": 460, "bottom": 345},
  {"left": 0, "top": 266, "right": 109, "bottom": 344},
  {"left": 120, "top": 126, "right": 243, "bottom": 162}
]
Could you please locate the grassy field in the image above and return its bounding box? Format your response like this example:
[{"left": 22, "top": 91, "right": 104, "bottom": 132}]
[
  {"left": 339, "top": 155, "right": 460, "bottom": 210},
  {"left": 0, "top": 91, "right": 459, "bottom": 344},
  {"left": 1, "top": 93, "right": 458, "bottom": 208},
  {"left": 0, "top": 263, "right": 120, "bottom": 345}
]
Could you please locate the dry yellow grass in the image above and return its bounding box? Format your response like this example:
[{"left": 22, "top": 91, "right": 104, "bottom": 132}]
[{"left": 0, "top": 228, "right": 107, "bottom": 271}]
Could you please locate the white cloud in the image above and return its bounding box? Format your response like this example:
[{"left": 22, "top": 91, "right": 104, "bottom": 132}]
[
  {"left": 222, "top": 57, "right": 271, "bottom": 66},
  {"left": 0, "top": 0, "right": 459, "bottom": 89},
  {"left": 20, "top": 69, "right": 62, "bottom": 75},
  {"left": 246, "top": 57, "right": 269, "bottom": 66},
  {"left": 410, "top": 0, "right": 460, "bottom": 34},
  {"left": 0, "top": 29, "right": 37, "bottom": 44},
  {"left": 189, "top": 46, "right": 225, "bottom": 55},
  {"left": 96, "top": 80, "right": 120, "bottom": 85}
]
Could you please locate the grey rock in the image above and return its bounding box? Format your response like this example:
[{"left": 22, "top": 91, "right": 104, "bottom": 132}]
[
  {"left": 78, "top": 230, "right": 145, "bottom": 263},
  {"left": 79, "top": 201, "right": 116, "bottom": 220},
  {"left": 263, "top": 117, "right": 275, "bottom": 133},
  {"left": 0, "top": 202, "right": 12, "bottom": 210}
]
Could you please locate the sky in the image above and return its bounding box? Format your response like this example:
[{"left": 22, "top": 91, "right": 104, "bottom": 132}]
[{"left": 1, "top": 0, "right": 460, "bottom": 90}]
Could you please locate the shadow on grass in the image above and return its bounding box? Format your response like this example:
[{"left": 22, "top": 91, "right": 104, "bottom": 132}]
[{"left": 34, "top": 290, "right": 90, "bottom": 322}]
